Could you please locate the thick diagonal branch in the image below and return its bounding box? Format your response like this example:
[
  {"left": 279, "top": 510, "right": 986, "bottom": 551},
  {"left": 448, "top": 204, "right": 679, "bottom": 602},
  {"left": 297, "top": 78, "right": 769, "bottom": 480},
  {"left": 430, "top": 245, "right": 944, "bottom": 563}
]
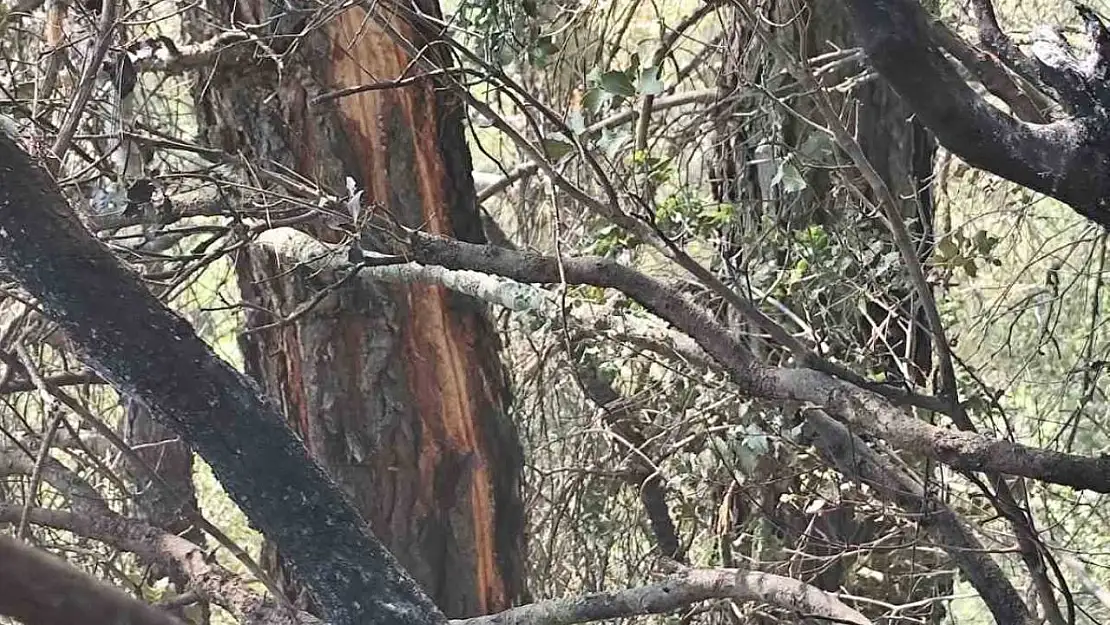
[{"left": 0, "top": 132, "right": 442, "bottom": 625}]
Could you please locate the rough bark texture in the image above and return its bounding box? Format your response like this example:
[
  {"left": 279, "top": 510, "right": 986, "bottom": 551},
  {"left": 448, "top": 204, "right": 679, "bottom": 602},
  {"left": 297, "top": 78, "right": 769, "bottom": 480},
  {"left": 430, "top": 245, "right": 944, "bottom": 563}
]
[
  {"left": 122, "top": 401, "right": 202, "bottom": 541},
  {"left": 187, "top": 0, "right": 525, "bottom": 617},
  {"left": 0, "top": 132, "right": 445, "bottom": 625},
  {"left": 122, "top": 400, "right": 208, "bottom": 622}
]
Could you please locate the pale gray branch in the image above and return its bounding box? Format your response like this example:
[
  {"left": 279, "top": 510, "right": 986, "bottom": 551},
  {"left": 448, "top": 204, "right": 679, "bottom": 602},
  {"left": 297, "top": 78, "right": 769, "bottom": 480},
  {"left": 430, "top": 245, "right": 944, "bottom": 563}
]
[{"left": 452, "top": 568, "right": 871, "bottom": 625}]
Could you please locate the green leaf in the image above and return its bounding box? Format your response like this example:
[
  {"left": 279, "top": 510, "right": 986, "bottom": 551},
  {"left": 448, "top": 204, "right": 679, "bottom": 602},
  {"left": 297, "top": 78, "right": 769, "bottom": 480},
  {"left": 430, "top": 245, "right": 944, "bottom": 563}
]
[
  {"left": 936, "top": 236, "right": 958, "bottom": 260},
  {"left": 541, "top": 138, "right": 575, "bottom": 161},
  {"left": 638, "top": 66, "right": 665, "bottom": 95},
  {"left": 582, "top": 87, "right": 607, "bottom": 115},
  {"left": 772, "top": 160, "right": 808, "bottom": 193},
  {"left": 600, "top": 70, "right": 636, "bottom": 97}
]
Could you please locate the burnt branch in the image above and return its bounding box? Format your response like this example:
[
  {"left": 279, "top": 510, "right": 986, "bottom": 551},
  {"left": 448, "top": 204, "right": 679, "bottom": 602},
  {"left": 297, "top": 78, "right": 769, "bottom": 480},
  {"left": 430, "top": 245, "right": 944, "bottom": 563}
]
[
  {"left": 929, "top": 19, "right": 1048, "bottom": 122},
  {"left": 1076, "top": 4, "right": 1110, "bottom": 81},
  {"left": 0, "top": 131, "right": 442, "bottom": 625},
  {"left": 968, "top": 0, "right": 1093, "bottom": 108},
  {"left": 840, "top": 0, "right": 1110, "bottom": 226}
]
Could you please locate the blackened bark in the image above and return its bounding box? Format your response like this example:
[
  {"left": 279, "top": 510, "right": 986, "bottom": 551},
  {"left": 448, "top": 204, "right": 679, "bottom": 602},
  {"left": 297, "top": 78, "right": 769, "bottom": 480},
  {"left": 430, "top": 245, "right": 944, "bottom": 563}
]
[
  {"left": 840, "top": 0, "right": 1110, "bottom": 227},
  {"left": 186, "top": 0, "right": 525, "bottom": 617},
  {"left": 0, "top": 133, "right": 444, "bottom": 625}
]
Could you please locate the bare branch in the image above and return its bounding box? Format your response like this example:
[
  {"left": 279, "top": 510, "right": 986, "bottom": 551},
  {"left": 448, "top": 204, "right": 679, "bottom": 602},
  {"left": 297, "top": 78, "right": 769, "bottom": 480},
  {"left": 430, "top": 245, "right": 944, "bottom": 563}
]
[
  {"left": 840, "top": 0, "right": 1110, "bottom": 226},
  {"left": 0, "top": 124, "right": 443, "bottom": 625},
  {"left": 452, "top": 568, "right": 872, "bottom": 625},
  {"left": 0, "top": 448, "right": 109, "bottom": 515},
  {"left": 406, "top": 233, "right": 1110, "bottom": 494},
  {"left": 928, "top": 17, "right": 1048, "bottom": 122},
  {"left": 132, "top": 30, "right": 252, "bottom": 74},
  {"left": 0, "top": 503, "right": 320, "bottom": 625},
  {"left": 0, "top": 535, "right": 185, "bottom": 625}
]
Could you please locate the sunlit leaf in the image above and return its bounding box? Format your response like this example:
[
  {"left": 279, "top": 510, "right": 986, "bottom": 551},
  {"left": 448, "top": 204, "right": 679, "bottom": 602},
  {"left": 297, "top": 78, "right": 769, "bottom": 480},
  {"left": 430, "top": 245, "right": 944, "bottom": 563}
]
[
  {"left": 638, "top": 66, "right": 665, "bottom": 96},
  {"left": 541, "top": 138, "right": 575, "bottom": 161},
  {"left": 582, "top": 87, "right": 607, "bottom": 115}
]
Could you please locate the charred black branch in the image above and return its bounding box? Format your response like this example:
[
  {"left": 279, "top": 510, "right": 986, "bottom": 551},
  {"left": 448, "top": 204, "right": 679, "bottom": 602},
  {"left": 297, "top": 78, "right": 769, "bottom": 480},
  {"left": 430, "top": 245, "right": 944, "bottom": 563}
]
[
  {"left": 0, "top": 135, "right": 444, "bottom": 625},
  {"left": 1077, "top": 4, "right": 1110, "bottom": 82},
  {"left": 842, "top": 0, "right": 1110, "bottom": 226}
]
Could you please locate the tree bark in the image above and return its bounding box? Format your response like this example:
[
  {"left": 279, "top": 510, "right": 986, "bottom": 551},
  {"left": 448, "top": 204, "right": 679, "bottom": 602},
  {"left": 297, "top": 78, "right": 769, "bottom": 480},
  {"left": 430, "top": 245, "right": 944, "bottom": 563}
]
[
  {"left": 838, "top": 0, "right": 1110, "bottom": 226},
  {"left": 0, "top": 131, "right": 445, "bottom": 625},
  {"left": 186, "top": 0, "right": 526, "bottom": 617},
  {"left": 0, "top": 536, "right": 186, "bottom": 625},
  {"left": 122, "top": 400, "right": 209, "bottom": 622}
]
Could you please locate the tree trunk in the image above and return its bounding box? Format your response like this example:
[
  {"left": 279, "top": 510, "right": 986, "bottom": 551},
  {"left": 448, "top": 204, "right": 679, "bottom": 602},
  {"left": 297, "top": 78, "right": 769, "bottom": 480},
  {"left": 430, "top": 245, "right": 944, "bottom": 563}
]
[
  {"left": 186, "top": 2, "right": 526, "bottom": 618},
  {"left": 711, "top": 1, "right": 946, "bottom": 621}
]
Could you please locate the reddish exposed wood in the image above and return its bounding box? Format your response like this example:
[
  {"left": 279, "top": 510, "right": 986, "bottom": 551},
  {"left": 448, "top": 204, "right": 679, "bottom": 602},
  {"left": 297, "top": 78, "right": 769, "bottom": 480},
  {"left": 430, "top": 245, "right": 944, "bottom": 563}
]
[{"left": 197, "top": 0, "right": 524, "bottom": 616}]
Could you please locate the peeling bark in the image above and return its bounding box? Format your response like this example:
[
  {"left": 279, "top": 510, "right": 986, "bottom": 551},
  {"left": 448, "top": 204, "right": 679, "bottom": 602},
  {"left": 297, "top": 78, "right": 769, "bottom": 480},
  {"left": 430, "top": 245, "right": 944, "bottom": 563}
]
[{"left": 186, "top": 0, "right": 525, "bottom": 617}]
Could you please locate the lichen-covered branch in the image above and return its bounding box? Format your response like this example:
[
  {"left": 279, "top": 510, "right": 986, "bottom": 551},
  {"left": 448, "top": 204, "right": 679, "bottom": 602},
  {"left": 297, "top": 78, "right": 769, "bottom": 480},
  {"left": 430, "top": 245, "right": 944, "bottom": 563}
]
[
  {"left": 405, "top": 233, "right": 1110, "bottom": 493},
  {"left": 453, "top": 568, "right": 871, "bottom": 625}
]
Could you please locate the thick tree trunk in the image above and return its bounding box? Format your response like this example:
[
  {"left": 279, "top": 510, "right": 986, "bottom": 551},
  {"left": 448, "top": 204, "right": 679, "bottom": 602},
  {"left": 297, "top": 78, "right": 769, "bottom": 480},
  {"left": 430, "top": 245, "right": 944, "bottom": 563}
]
[
  {"left": 711, "top": 1, "right": 946, "bottom": 621},
  {"left": 187, "top": 2, "right": 526, "bottom": 618}
]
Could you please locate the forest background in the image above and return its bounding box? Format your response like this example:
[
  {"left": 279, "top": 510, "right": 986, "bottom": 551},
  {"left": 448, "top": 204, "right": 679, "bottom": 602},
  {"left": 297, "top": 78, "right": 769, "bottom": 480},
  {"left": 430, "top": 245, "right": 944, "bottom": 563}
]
[{"left": 0, "top": 0, "right": 1107, "bottom": 624}]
